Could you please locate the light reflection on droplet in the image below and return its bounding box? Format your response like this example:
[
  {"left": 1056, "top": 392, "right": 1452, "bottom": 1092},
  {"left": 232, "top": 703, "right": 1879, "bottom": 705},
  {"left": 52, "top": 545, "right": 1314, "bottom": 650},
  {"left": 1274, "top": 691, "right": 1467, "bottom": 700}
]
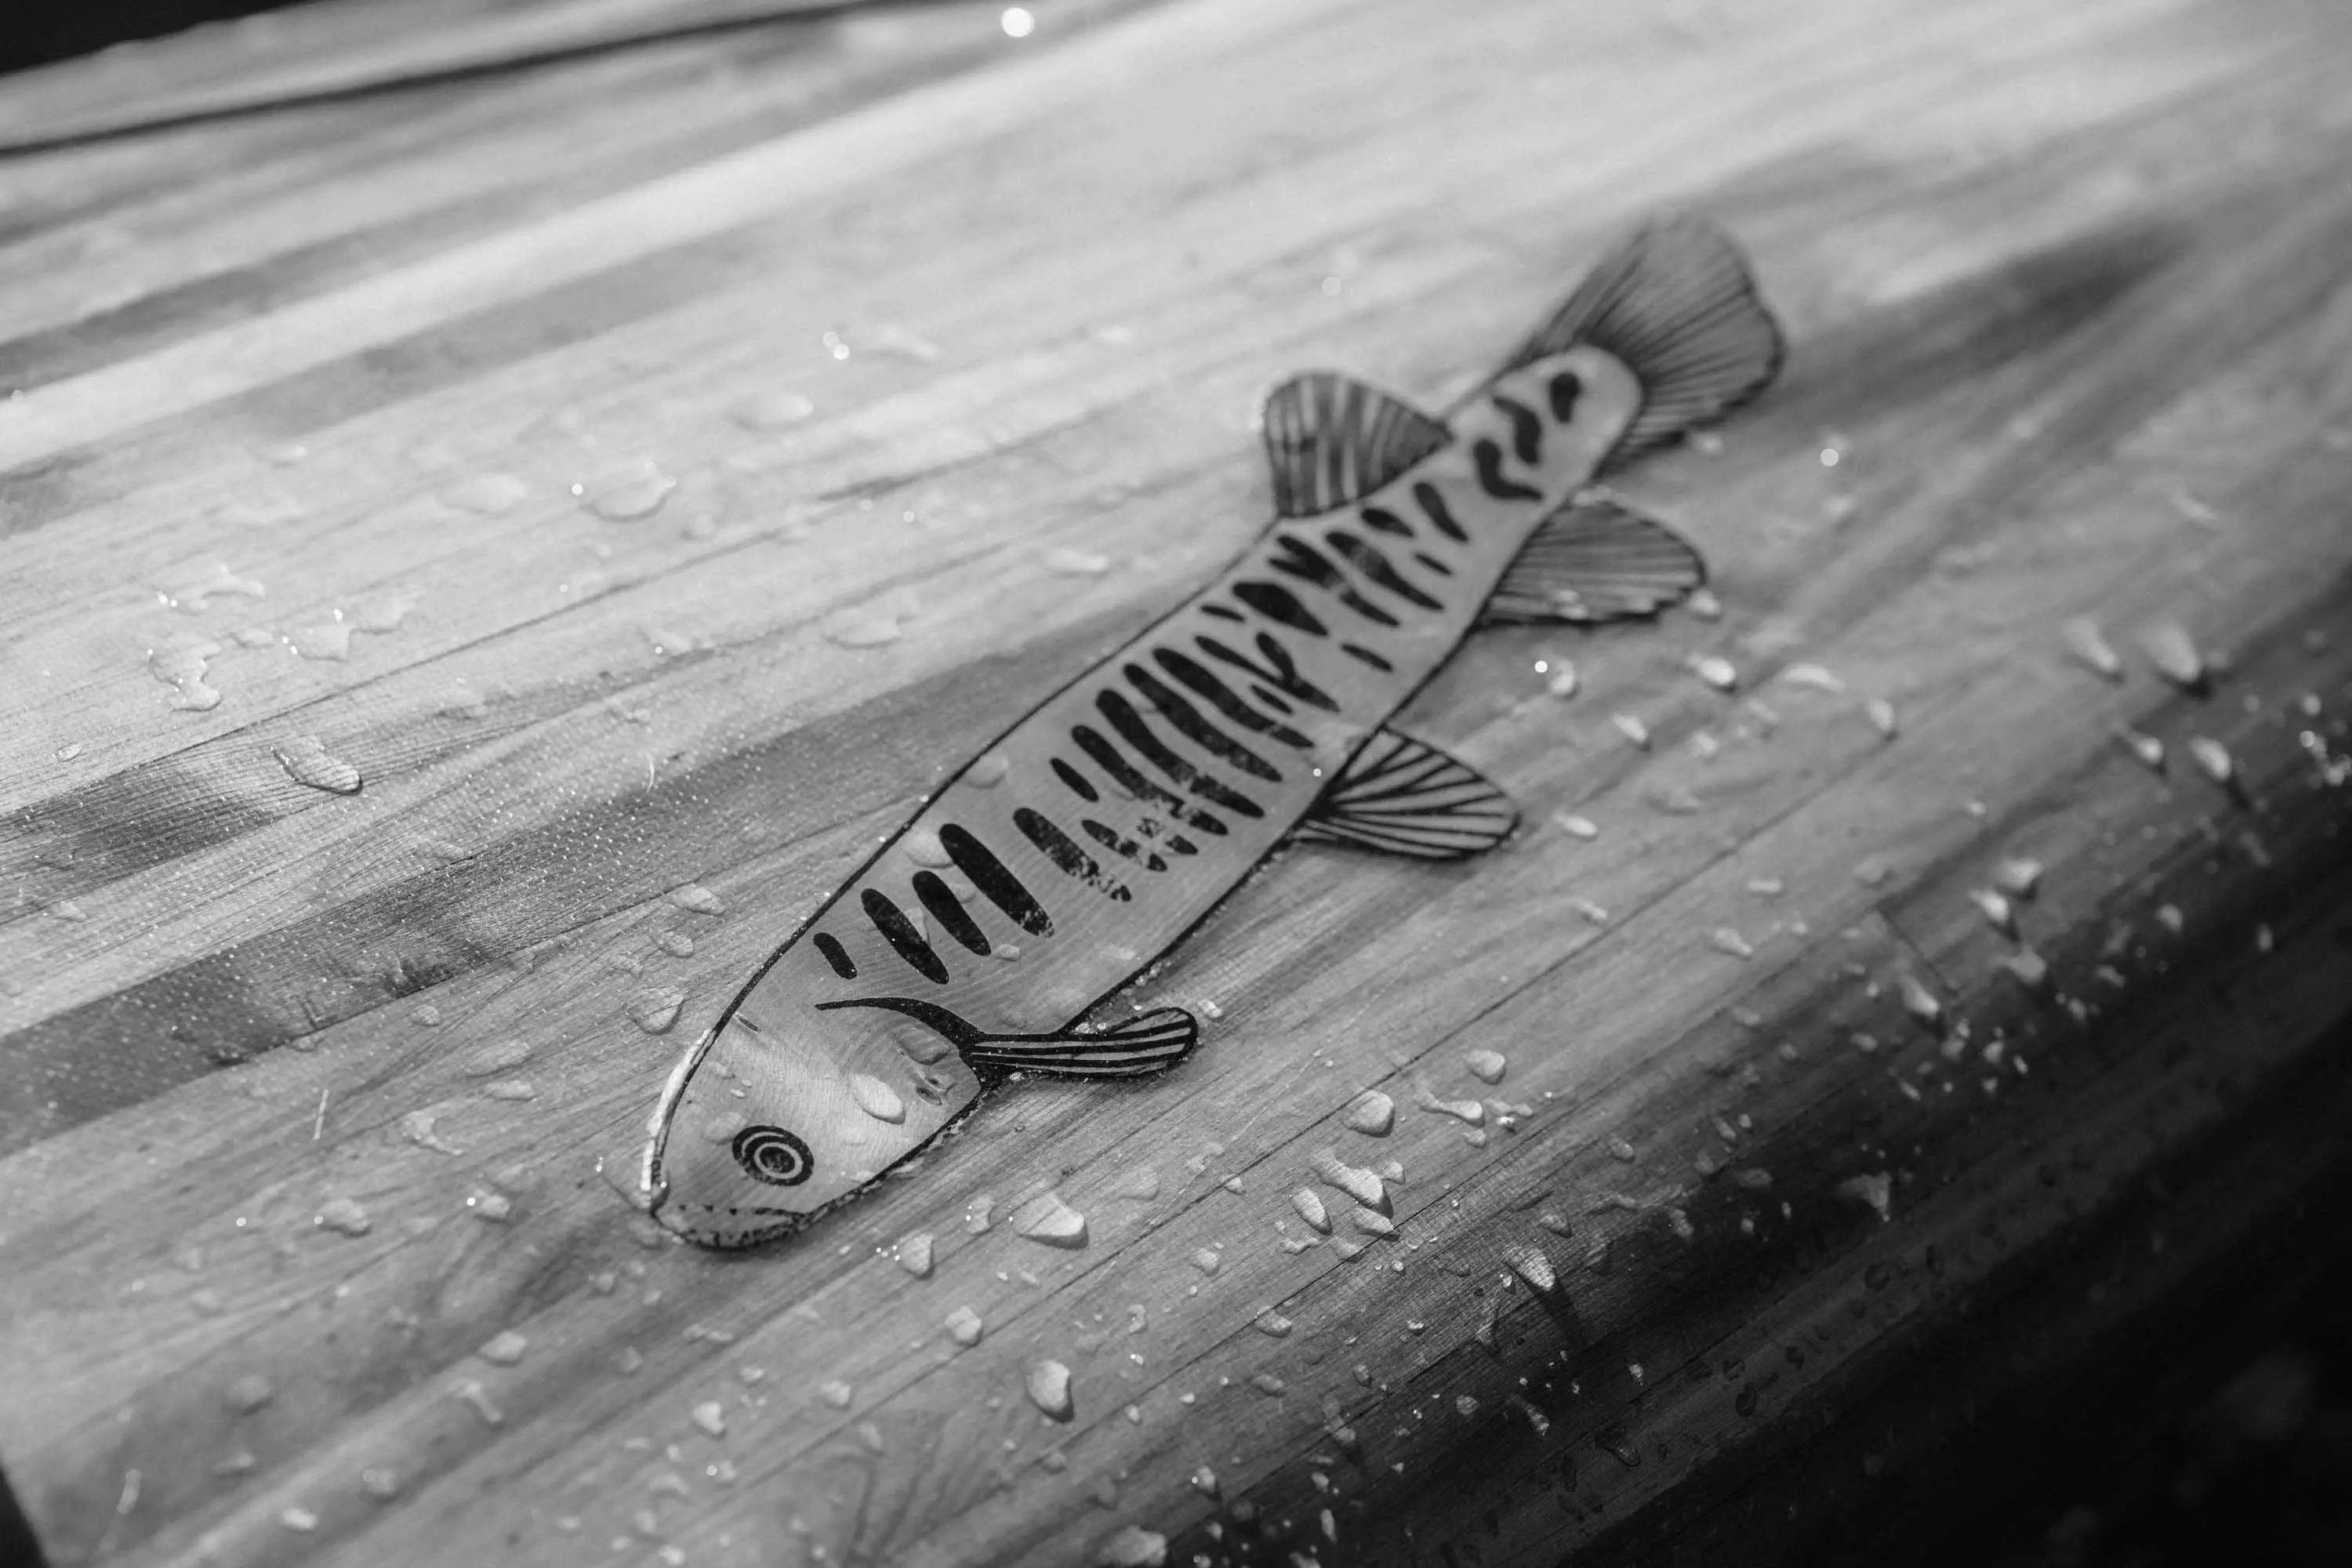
[{"left": 1001, "top": 6, "right": 1035, "bottom": 38}]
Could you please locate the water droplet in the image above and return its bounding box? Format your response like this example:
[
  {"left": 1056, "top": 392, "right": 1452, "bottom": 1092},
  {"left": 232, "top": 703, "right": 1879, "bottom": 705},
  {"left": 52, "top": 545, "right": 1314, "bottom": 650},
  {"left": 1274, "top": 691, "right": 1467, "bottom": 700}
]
[
  {"left": 1836, "top": 1172, "right": 1892, "bottom": 1221},
  {"left": 1864, "top": 698, "right": 1898, "bottom": 739},
  {"left": 847, "top": 1073, "right": 906, "bottom": 1123},
  {"left": 1898, "top": 972, "right": 1943, "bottom": 1025},
  {"left": 226, "top": 1374, "right": 274, "bottom": 1413},
  {"left": 1255, "top": 1312, "right": 1294, "bottom": 1338},
  {"left": 1025, "top": 1360, "right": 1073, "bottom": 1421},
  {"left": 1501, "top": 1241, "right": 1555, "bottom": 1291},
  {"left": 280, "top": 1507, "right": 318, "bottom": 1533},
  {"left": 630, "top": 986, "right": 687, "bottom": 1035},
  {"left": 1686, "top": 585, "right": 1724, "bottom": 616},
  {"left": 1646, "top": 782, "right": 1704, "bottom": 815},
  {"left": 2187, "top": 735, "right": 2234, "bottom": 786},
  {"left": 1464, "top": 1049, "right": 1506, "bottom": 1084},
  {"left": 669, "top": 884, "right": 725, "bottom": 916},
  {"left": 964, "top": 1193, "right": 995, "bottom": 1234},
  {"left": 2140, "top": 620, "right": 2205, "bottom": 690},
  {"left": 1014, "top": 1191, "right": 1087, "bottom": 1246},
  {"left": 1099, "top": 1524, "right": 1167, "bottom": 1566},
  {"left": 1189, "top": 1248, "right": 1221, "bottom": 1276},
  {"left": 1546, "top": 660, "right": 1580, "bottom": 699},
  {"left": 460, "top": 1040, "right": 532, "bottom": 1077},
  {"left": 478, "top": 1330, "right": 527, "bottom": 1366},
  {"left": 286, "top": 621, "right": 353, "bottom": 661},
  {"left": 1968, "top": 887, "right": 2015, "bottom": 935},
  {"left": 967, "top": 751, "right": 1010, "bottom": 787},
  {"left": 1554, "top": 813, "right": 1599, "bottom": 840},
  {"left": 1709, "top": 927, "right": 1755, "bottom": 960},
  {"left": 147, "top": 641, "right": 223, "bottom": 710},
  {"left": 1994, "top": 857, "right": 2043, "bottom": 898},
  {"left": 652, "top": 928, "right": 696, "bottom": 960},
  {"left": 895, "top": 1232, "right": 935, "bottom": 1278},
  {"left": 467, "top": 1191, "right": 514, "bottom": 1223},
  {"left": 360, "top": 1467, "right": 398, "bottom": 1500},
  {"left": 943, "top": 1304, "right": 985, "bottom": 1347},
  {"left": 410, "top": 1004, "right": 442, "bottom": 1028},
  {"left": 315, "top": 1197, "right": 372, "bottom": 1236},
  {"left": 581, "top": 459, "right": 677, "bottom": 522},
  {"left": 689, "top": 1400, "right": 727, "bottom": 1439},
  {"left": 1310, "top": 1146, "right": 1386, "bottom": 1206},
  {"left": 1111, "top": 1167, "right": 1160, "bottom": 1200},
  {"left": 730, "top": 391, "right": 816, "bottom": 430},
  {"left": 1045, "top": 547, "right": 1113, "bottom": 577},
  {"left": 1350, "top": 1207, "right": 1396, "bottom": 1238},
  {"left": 399, "top": 1109, "right": 463, "bottom": 1155},
  {"left": 1997, "top": 947, "right": 2050, "bottom": 990},
  {"left": 156, "top": 559, "right": 267, "bottom": 614},
  {"left": 1290, "top": 1188, "right": 1330, "bottom": 1232},
  {"left": 274, "top": 735, "right": 361, "bottom": 793},
  {"left": 450, "top": 1378, "right": 503, "bottom": 1426},
  {"left": 1611, "top": 713, "right": 1651, "bottom": 749},
  {"left": 482, "top": 1080, "right": 535, "bottom": 1102},
  {"left": 618, "top": 1346, "right": 644, "bottom": 1374},
  {"left": 1781, "top": 662, "right": 1846, "bottom": 693},
  {"left": 1345, "top": 1091, "right": 1394, "bottom": 1136},
  {"left": 346, "top": 587, "right": 421, "bottom": 634},
  {"left": 818, "top": 1379, "right": 854, "bottom": 1409},
  {"left": 1686, "top": 653, "right": 1737, "bottom": 691},
  {"left": 2114, "top": 725, "right": 2165, "bottom": 771},
  {"left": 1570, "top": 896, "right": 1610, "bottom": 927},
  {"left": 2062, "top": 616, "right": 2122, "bottom": 681},
  {"left": 1001, "top": 6, "right": 1037, "bottom": 40},
  {"left": 902, "top": 830, "right": 953, "bottom": 868},
  {"left": 2154, "top": 903, "right": 2185, "bottom": 935},
  {"left": 440, "top": 474, "right": 528, "bottom": 515}
]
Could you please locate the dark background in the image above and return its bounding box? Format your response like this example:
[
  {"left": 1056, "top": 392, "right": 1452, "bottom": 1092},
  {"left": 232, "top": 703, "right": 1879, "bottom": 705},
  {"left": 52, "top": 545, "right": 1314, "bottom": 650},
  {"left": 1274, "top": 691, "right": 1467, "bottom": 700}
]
[{"left": 0, "top": 2, "right": 308, "bottom": 75}]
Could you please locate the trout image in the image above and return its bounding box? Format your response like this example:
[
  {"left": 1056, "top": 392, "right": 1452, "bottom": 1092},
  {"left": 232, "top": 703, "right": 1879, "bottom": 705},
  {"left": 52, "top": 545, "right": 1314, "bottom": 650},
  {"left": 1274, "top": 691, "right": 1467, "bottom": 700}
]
[{"left": 643, "top": 215, "right": 1784, "bottom": 1247}]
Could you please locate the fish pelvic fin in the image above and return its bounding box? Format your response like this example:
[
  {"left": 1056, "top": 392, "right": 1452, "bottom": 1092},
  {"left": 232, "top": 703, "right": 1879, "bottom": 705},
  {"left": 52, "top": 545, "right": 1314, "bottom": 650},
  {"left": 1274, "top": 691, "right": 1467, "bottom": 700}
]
[
  {"left": 1505, "top": 213, "right": 1784, "bottom": 474},
  {"left": 1296, "top": 728, "right": 1518, "bottom": 860},
  {"left": 1476, "top": 490, "right": 1705, "bottom": 627}
]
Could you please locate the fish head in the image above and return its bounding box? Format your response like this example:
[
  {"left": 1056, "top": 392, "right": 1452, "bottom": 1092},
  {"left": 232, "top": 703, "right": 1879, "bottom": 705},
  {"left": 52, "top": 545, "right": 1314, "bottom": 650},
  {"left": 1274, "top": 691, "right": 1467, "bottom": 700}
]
[{"left": 641, "top": 959, "right": 982, "bottom": 1247}]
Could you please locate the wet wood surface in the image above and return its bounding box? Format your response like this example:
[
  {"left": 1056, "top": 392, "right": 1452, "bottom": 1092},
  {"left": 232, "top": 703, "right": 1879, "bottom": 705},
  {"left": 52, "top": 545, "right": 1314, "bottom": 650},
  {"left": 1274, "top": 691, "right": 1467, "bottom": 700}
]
[{"left": 4, "top": 1, "right": 2352, "bottom": 1565}]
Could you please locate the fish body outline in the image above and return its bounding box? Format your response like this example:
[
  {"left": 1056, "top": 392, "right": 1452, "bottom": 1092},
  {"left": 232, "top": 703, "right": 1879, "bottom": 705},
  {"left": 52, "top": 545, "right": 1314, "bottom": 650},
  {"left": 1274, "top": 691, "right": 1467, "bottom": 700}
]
[{"left": 644, "top": 216, "right": 1784, "bottom": 1247}]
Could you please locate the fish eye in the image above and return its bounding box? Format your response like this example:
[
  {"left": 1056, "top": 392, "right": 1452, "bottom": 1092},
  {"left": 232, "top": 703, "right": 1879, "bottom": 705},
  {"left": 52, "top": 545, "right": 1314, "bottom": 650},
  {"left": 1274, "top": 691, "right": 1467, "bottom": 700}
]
[{"left": 732, "top": 1125, "right": 815, "bottom": 1186}]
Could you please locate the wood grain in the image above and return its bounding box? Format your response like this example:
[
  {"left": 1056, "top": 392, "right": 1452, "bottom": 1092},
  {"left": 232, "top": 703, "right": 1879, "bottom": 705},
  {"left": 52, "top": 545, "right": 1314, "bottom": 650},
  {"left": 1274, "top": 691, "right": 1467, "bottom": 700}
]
[{"left": 3, "top": 1, "right": 2351, "bottom": 1565}]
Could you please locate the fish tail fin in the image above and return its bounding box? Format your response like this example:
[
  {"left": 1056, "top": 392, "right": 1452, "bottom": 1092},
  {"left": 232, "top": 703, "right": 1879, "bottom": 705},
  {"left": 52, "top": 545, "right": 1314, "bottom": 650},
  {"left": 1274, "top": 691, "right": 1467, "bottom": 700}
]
[{"left": 1507, "top": 213, "right": 1784, "bottom": 472}]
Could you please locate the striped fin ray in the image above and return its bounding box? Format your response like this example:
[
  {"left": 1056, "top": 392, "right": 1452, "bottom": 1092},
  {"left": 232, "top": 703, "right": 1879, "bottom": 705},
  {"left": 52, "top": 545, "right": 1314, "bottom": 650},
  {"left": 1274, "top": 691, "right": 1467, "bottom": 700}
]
[
  {"left": 1504, "top": 213, "right": 1784, "bottom": 471},
  {"left": 1261, "top": 371, "right": 1451, "bottom": 517},
  {"left": 1296, "top": 729, "right": 1517, "bottom": 860},
  {"left": 964, "top": 1007, "right": 1200, "bottom": 1078},
  {"left": 1476, "top": 493, "right": 1704, "bottom": 626}
]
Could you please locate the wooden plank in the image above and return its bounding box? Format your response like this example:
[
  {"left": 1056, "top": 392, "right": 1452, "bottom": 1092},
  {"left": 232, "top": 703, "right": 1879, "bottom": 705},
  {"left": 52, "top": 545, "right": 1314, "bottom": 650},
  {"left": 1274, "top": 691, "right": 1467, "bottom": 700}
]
[{"left": 2, "top": 1, "right": 2350, "bottom": 1565}]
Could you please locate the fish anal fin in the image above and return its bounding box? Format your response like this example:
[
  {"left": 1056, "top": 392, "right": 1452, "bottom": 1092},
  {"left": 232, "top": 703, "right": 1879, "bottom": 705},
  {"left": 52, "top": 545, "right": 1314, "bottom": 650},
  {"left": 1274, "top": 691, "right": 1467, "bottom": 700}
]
[
  {"left": 966, "top": 1006, "right": 1199, "bottom": 1079},
  {"left": 1261, "top": 371, "right": 1450, "bottom": 517},
  {"left": 1476, "top": 491, "right": 1704, "bottom": 627},
  {"left": 1298, "top": 728, "right": 1517, "bottom": 860}
]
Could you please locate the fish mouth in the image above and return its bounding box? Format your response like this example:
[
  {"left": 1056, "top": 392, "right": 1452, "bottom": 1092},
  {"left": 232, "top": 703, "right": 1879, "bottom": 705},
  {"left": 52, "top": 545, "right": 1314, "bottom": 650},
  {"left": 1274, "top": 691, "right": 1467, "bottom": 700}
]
[{"left": 641, "top": 1023, "right": 721, "bottom": 1214}]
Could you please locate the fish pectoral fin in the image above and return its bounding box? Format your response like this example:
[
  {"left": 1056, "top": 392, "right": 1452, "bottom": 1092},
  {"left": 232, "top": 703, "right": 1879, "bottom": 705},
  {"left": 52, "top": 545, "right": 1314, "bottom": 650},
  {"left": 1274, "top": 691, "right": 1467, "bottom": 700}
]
[
  {"left": 1296, "top": 728, "right": 1518, "bottom": 860},
  {"left": 966, "top": 1007, "right": 1200, "bottom": 1078},
  {"left": 1475, "top": 491, "right": 1704, "bottom": 626},
  {"left": 1260, "top": 371, "right": 1451, "bottom": 517}
]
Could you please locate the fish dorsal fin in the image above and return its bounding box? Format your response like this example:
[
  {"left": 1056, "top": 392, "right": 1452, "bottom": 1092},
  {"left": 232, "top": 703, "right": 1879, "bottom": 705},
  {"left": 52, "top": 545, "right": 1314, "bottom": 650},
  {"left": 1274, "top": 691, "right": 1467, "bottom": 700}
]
[
  {"left": 1505, "top": 214, "right": 1784, "bottom": 473},
  {"left": 1261, "top": 372, "right": 1451, "bottom": 517},
  {"left": 964, "top": 1007, "right": 1200, "bottom": 1078},
  {"left": 1297, "top": 728, "right": 1518, "bottom": 860},
  {"left": 1476, "top": 491, "right": 1704, "bottom": 626}
]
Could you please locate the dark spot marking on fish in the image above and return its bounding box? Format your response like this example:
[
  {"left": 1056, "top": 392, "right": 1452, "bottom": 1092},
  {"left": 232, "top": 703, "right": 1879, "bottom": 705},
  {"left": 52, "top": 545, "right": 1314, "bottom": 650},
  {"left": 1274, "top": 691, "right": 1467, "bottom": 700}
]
[
  {"left": 1201, "top": 604, "right": 1245, "bottom": 623},
  {"left": 1342, "top": 642, "right": 1393, "bottom": 671},
  {"left": 813, "top": 931, "right": 857, "bottom": 979},
  {"left": 1359, "top": 505, "right": 1414, "bottom": 538},
  {"left": 1326, "top": 531, "right": 1443, "bottom": 610},
  {"left": 1072, "top": 726, "right": 1230, "bottom": 835},
  {"left": 1232, "top": 580, "right": 1327, "bottom": 637},
  {"left": 1016, "top": 807, "right": 1133, "bottom": 901},
  {"left": 1134, "top": 816, "right": 1199, "bottom": 855},
  {"left": 862, "top": 887, "right": 948, "bottom": 984},
  {"left": 1494, "top": 393, "right": 1543, "bottom": 465},
  {"left": 1252, "top": 684, "right": 1294, "bottom": 714},
  {"left": 1196, "top": 631, "right": 1339, "bottom": 713},
  {"left": 1473, "top": 437, "right": 1542, "bottom": 501},
  {"left": 1152, "top": 647, "right": 1312, "bottom": 749},
  {"left": 1096, "top": 691, "right": 1266, "bottom": 818},
  {"left": 939, "top": 824, "right": 1054, "bottom": 936},
  {"left": 1268, "top": 535, "right": 1399, "bottom": 627},
  {"left": 1051, "top": 758, "right": 1098, "bottom": 802},
  {"left": 1548, "top": 370, "right": 1582, "bottom": 423},
  {"left": 1082, "top": 818, "right": 1167, "bottom": 871},
  {"left": 1124, "top": 664, "right": 1281, "bottom": 781},
  {"left": 1414, "top": 481, "right": 1467, "bottom": 541},
  {"left": 913, "top": 870, "right": 993, "bottom": 955},
  {"left": 1414, "top": 551, "right": 1454, "bottom": 577}
]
